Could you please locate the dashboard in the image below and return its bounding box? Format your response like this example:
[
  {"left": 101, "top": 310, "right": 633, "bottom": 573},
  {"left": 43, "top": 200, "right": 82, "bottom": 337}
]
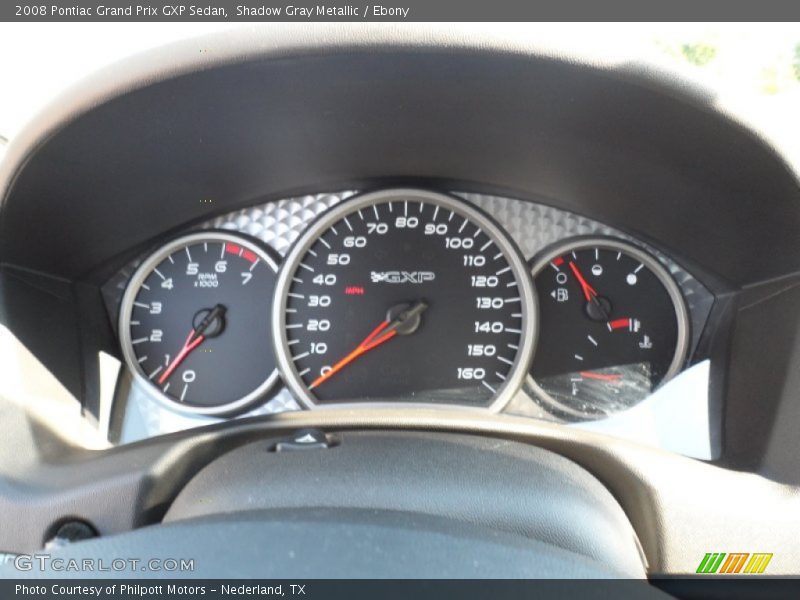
[{"left": 1, "top": 25, "right": 799, "bottom": 580}]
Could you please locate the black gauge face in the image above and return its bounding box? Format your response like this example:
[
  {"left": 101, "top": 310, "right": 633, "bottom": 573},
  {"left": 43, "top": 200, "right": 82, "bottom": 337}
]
[
  {"left": 529, "top": 239, "right": 688, "bottom": 420},
  {"left": 274, "top": 189, "right": 536, "bottom": 410},
  {"left": 120, "top": 232, "right": 279, "bottom": 415}
]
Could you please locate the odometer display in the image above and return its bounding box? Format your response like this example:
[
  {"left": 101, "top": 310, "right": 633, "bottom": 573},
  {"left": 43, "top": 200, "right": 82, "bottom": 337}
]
[
  {"left": 119, "top": 232, "right": 280, "bottom": 415},
  {"left": 273, "top": 189, "right": 536, "bottom": 410}
]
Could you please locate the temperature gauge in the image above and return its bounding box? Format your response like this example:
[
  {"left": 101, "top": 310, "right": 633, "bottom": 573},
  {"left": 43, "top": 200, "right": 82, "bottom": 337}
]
[{"left": 527, "top": 238, "right": 689, "bottom": 420}]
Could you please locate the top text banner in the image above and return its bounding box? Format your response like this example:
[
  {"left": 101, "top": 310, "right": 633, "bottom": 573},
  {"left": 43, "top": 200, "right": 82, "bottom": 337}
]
[{"left": 3, "top": 0, "right": 800, "bottom": 21}]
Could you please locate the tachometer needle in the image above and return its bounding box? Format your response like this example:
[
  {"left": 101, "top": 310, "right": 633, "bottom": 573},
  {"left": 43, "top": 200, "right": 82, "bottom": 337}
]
[
  {"left": 309, "top": 300, "right": 428, "bottom": 390},
  {"left": 158, "top": 304, "right": 226, "bottom": 385}
]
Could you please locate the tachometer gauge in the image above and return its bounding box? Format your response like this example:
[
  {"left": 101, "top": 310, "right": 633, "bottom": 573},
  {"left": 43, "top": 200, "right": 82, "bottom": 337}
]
[
  {"left": 119, "top": 232, "right": 280, "bottom": 416},
  {"left": 527, "top": 238, "right": 689, "bottom": 420},
  {"left": 273, "top": 189, "right": 537, "bottom": 410}
]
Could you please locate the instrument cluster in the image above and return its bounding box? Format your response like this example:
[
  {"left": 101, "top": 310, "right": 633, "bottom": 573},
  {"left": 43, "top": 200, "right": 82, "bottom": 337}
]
[{"left": 106, "top": 188, "right": 714, "bottom": 445}]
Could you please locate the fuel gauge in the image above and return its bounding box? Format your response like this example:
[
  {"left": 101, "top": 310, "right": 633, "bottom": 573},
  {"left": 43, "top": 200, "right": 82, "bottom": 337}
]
[{"left": 527, "top": 238, "right": 689, "bottom": 420}]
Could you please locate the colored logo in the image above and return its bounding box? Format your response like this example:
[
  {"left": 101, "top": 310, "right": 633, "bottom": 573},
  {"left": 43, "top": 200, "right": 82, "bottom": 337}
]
[{"left": 696, "top": 553, "right": 773, "bottom": 574}]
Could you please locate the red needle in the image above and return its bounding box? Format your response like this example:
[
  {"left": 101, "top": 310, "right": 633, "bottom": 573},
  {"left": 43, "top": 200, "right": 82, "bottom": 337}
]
[
  {"left": 580, "top": 371, "right": 623, "bottom": 382},
  {"left": 608, "top": 318, "right": 633, "bottom": 331},
  {"left": 157, "top": 304, "right": 225, "bottom": 386},
  {"left": 568, "top": 261, "right": 598, "bottom": 302},
  {"left": 158, "top": 329, "right": 205, "bottom": 385},
  {"left": 309, "top": 319, "right": 397, "bottom": 390}
]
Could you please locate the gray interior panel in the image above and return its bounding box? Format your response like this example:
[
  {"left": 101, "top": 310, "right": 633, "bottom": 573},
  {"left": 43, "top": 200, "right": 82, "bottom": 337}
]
[{"left": 164, "top": 431, "right": 646, "bottom": 577}]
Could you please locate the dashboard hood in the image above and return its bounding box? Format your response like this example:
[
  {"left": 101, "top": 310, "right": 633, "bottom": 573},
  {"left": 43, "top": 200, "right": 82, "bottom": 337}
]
[{"left": 1, "top": 24, "right": 798, "bottom": 287}]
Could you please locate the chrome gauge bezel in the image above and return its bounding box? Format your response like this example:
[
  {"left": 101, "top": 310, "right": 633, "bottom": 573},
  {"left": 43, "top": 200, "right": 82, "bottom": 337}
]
[
  {"left": 118, "top": 231, "right": 281, "bottom": 417},
  {"left": 526, "top": 237, "right": 690, "bottom": 420},
  {"left": 272, "top": 188, "right": 538, "bottom": 412}
]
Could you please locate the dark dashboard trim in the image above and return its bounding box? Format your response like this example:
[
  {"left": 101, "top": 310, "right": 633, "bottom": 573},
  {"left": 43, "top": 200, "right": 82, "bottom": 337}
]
[{"left": 0, "top": 402, "right": 797, "bottom": 574}]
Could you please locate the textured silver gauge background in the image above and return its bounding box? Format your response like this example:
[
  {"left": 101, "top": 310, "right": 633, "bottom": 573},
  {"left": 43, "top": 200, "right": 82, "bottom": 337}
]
[
  {"left": 526, "top": 237, "right": 691, "bottom": 419},
  {"left": 206, "top": 191, "right": 712, "bottom": 338},
  {"left": 108, "top": 189, "right": 714, "bottom": 438},
  {"left": 118, "top": 231, "right": 281, "bottom": 416}
]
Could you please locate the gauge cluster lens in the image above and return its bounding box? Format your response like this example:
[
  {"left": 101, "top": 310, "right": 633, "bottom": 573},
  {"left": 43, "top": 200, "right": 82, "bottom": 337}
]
[
  {"left": 119, "top": 232, "right": 280, "bottom": 415},
  {"left": 527, "top": 238, "right": 689, "bottom": 420},
  {"left": 117, "top": 196, "right": 690, "bottom": 420},
  {"left": 273, "top": 189, "right": 537, "bottom": 409}
]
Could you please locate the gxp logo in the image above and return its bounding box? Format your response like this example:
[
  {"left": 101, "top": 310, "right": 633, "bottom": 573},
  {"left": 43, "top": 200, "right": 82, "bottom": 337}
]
[{"left": 370, "top": 271, "right": 436, "bottom": 284}]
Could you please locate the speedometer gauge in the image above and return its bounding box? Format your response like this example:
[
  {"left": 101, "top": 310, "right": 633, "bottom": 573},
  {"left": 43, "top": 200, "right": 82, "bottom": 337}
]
[
  {"left": 527, "top": 238, "right": 689, "bottom": 420},
  {"left": 119, "top": 232, "right": 280, "bottom": 416},
  {"left": 273, "top": 189, "right": 537, "bottom": 410}
]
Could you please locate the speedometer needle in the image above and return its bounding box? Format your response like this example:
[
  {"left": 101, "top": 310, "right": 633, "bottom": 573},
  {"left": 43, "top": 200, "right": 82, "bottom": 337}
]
[
  {"left": 309, "top": 300, "right": 428, "bottom": 390},
  {"left": 158, "top": 304, "right": 226, "bottom": 385}
]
